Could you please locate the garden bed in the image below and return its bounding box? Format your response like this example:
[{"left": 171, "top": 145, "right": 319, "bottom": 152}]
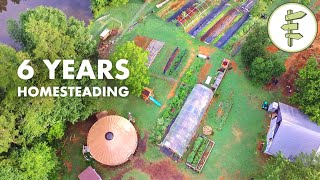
[
  {"left": 222, "top": 18, "right": 256, "bottom": 53},
  {"left": 207, "top": 98, "right": 233, "bottom": 130},
  {"left": 167, "top": 0, "right": 196, "bottom": 22},
  {"left": 163, "top": 47, "right": 180, "bottom": 74},
  {"left": 186, "top": 135, "right": 215, "bottom": 173},
  {"left": 167, "top": 49, "right": 188, "bottom": 77},
  {"left": 189, "top": 0, "right": 229, "bottom": 37},
  {"left": 176, "top": 5, "right": 199, "bottom": 26},
  {"left": 157, "top": 0, "right": 187, "bottom": 18},
  {"left": 201, "top": 9, "right": 239, "bottom": 44}
]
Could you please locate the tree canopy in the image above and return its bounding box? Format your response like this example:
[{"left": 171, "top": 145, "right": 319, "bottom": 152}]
[
  {"left": 241, "top": 25, "right": 269, "bottom": 67},
  {"left": 0, "top": 143, "right": 58, "bottom": 180},
  {"left": 111, "top": 41, "right": 149, "bottom": 96},
  {"left": 257, "top": 152, "right": 320, "bottom": 179},
  {"left": 8, "top": 6, "right": 96, "bottom": 59},
  {"left": 291, "top": 57, "right": 320, "bottom": 124},
  {"left": 90, "top": 0, "right": 129, "bottom": 15},
  {"left": 249, "top": 56, "right": 285, "bottom": 84}
]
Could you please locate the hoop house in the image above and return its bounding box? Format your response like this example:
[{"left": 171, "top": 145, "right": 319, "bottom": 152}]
[{"left": 161, "top": 84, "right": 213, "bottom": 157}]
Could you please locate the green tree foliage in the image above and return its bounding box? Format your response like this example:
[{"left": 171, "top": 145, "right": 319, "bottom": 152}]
[
  {"left": 0, "top": 143, "right": 58, "bottom": 179},
  {"left": 251, "top": 0, "right": 267, "bottom": 17},
  {"left": 90, "top": 0, "right": 129, "bottom": 15},
  {"left": 291, "top": 58, "right": 320, "bottom": 124},
  {"left": 241, "top": 25, "right": 269, "bottom": 67},
  {"left": 249, "top": 57, "right": 285, "bottom": 84},
  {"left": 111, "top": 41, "right": 149, "bottom": 96},
  {"left": 18, "top": 143, "right": 58, "bottom": 179},
  {"left": 109, "top": 0, "right": 129, "bottom": 7},
  {"left": 257, "top": 152, "right": 320, "bottom": 179},
  {"left": 8, "top": 6, "right": 96, "bottom": 59},
  {"left": 1, "top": 7, "right": 101, "bottom": 150}
]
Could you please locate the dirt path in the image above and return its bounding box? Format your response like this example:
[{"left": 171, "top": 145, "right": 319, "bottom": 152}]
[
  {"left": 142, "top": 159, "right": 186, "bottom": 180},
  {"left": 199, "top": 45, "right": 216, "bottom": 56},
  {"left": 198, "top": 60, "right": 212, "bottom": 83}
]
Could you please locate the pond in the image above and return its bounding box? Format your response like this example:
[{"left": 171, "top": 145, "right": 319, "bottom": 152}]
[{"left": 0, "top": 0, "right": 92, "bottom": 48}]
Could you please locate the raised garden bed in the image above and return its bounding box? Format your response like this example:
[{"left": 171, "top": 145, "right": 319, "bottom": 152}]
[
  {"left": 186, "top": 135, "right": 215, "bottom": 173},
  {"left": 134, "top": 35, "right": 165, "bottom": 68},
  {"left": 163, "top": 47, "right": 180, "bottom": 74},
  {"left": 168, "top": 49, "right": 188, "bottom": 77}
]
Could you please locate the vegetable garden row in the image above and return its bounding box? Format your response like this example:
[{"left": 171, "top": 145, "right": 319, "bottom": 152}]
[
  {"left": 159, "top": 0, "right": 257, "bottom": 48},
  {"left": 150, "top": 58, "right": 204, "bottom": 144},
  {"left": 186, "top": 136, "right": 215, "bottom": 173}
]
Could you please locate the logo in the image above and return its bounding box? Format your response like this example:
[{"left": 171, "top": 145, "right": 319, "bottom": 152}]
[{"left": 268, "top": 3, "right": 317, "bottom": 52}]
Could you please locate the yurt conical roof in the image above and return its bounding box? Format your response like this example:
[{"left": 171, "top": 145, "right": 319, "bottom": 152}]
[{"left": 87, "top": 115, "right": 138, "bottom": 166}]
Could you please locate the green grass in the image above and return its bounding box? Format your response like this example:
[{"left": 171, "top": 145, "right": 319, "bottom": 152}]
[{"left": 60, "top": 0, "right": 288, "bottom": 179}]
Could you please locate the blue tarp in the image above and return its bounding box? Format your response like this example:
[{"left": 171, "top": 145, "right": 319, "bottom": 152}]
[
  {"left": 188, "top": 0, "right": 229, "bottom": 37},
  {"left": 264, "top": 103, "right": 320, "bottom": 160}
]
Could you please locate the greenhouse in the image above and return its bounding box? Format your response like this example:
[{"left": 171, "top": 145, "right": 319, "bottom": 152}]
[{"left": 161, "top": 84, "right": 213, "bottom": 157}]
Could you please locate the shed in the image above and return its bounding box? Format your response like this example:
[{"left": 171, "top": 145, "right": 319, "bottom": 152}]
[
  {"left": 100, "top": 28, "right": 111, "bottom": 40},
  {"left": 78, "top": 166, "right": 102, "bottom": 180},
  {"left": 87, "top": 115, "right": 138, "bottom": 166},
  {"left": 161, "top": 84, "right": 213, "bottom": 157},
  {"left": 265, "top": 102, "right": 320, "bottom": 160}
]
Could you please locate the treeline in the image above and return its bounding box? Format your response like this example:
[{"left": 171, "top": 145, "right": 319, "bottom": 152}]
[
  {"left": 0, "top": 6, "right": 100, "bottom": 178},
  {"left": 241, "top": 25, "right": 285, "bottom": 84},
  {"left": 0, "top": 6, "right": 150, "bottom": 178}
]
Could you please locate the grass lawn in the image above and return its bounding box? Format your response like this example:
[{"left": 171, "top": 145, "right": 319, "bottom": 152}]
[{"left": 59, "top": 0, "right": 286, "bottom": 179}]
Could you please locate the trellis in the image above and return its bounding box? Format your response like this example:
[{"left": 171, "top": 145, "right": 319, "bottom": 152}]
[{"left": 176, "top": 0, "right": 214, "bottom": 30}]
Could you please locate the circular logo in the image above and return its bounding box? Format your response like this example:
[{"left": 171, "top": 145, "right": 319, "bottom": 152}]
[{"left": 268, "top": 3, "right": 317, "bottom": 53}]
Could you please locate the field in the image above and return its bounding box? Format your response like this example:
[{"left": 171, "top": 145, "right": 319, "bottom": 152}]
[{"left": 59, "top": 0, "right": 286, "bottom": 179}]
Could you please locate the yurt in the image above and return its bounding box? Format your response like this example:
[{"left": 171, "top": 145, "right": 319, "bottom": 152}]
[{"left": 87, "top": 115, "right": 138, "bottom": 166}]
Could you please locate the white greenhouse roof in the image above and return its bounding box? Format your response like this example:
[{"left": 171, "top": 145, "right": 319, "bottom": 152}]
[{"left": 161, "top": 84, "right": 213, "bottom": 157}]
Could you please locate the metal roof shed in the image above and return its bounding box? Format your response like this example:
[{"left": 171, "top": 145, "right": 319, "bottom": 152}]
[
  {"left": 161, "top": 84, "right": 213, "bottom": 157},
  {"left": 265, "top": 102, "right": 320, "bottom": 160},
  {"left": 78, "top": 166, "right": 102, "bottom": 180}
]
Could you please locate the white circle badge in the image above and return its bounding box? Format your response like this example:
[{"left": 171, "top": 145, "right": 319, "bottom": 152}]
[{"left": 268, "top": 3, "right": 317, "bottom": 52}]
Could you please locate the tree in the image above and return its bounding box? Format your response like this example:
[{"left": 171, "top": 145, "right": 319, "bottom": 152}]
[
  {"left": 249, "top": 57, "right": 285, "bottom": 84},
  {"left": 257, "top": 152, "right": 320, "bottom": 179},
  {"left": 111, "top": 41, "right": 149, "bottom": 96},
  {"left": 251, "top": 0, "right": 267, "bottom": 17},
  {"left": 241, "top": 25, "right": 269, "bottom": 66},
  {"left": 7, "top": 6, "right": 96, "bottom": 59},
  {"left": 0, "top": 112, "right": 18, "bottom": 153},
  {"left": 291, "top": 58, "right": 320, "bottom": 124},
  {"left": 0, "top": 143, "right": 58, "bottom": 179}
]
